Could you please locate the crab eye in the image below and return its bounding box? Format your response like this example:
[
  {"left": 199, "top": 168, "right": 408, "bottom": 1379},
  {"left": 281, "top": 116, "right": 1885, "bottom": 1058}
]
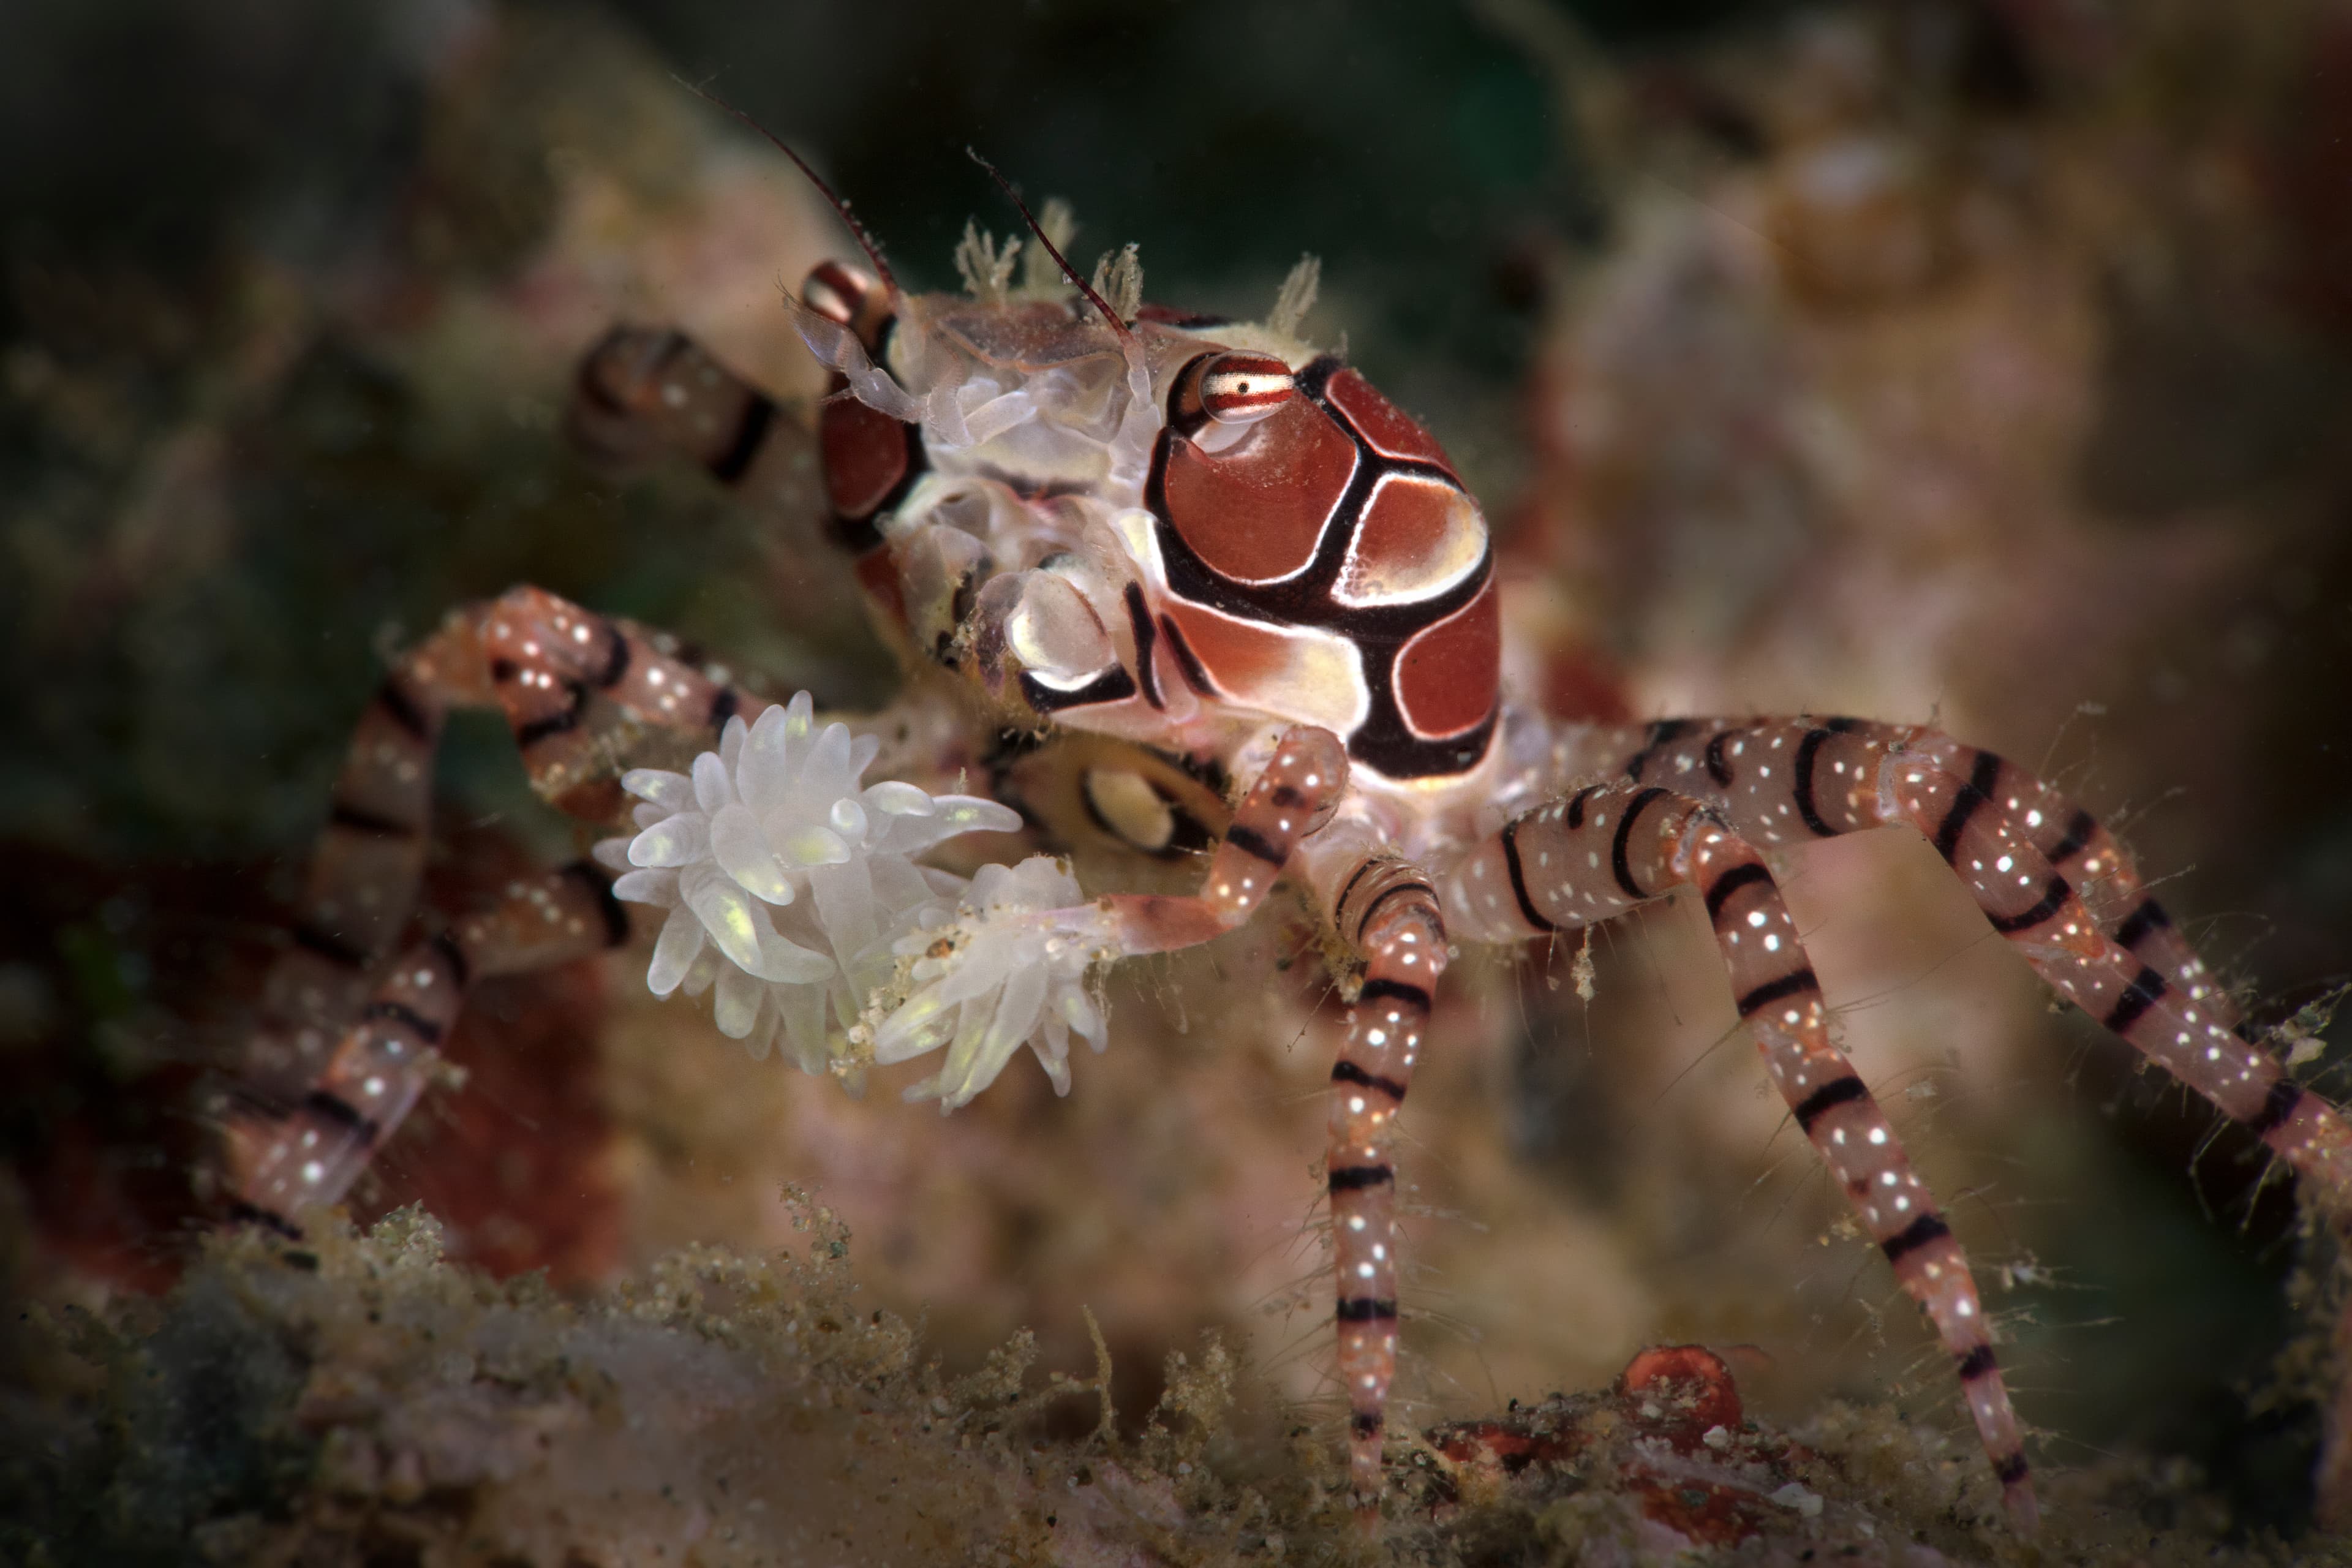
[{"left": 1198, "top": 353, "right": 1296, "bottom": 424}]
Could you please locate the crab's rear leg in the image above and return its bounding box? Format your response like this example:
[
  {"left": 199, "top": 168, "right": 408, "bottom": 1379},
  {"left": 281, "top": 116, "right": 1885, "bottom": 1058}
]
[
  {"left": 224, "top": 865, "right": 629, "bottom": 1232},
  {"left": 247, "top": 667, "right": 445, "bottom": 1095},
  {"left": 1606, "top": 719, "right": 2352, "bottom": 1196},
  {"left": 1446, "top": 782, "right": 2038, "bottom": 1528},
  {"left": 1880, "top": 740, "right": 2350, "bottom": 1178},
  {"left": 570, "top": 327, "right": 809, "bottom": 515},
  {"left": 226, "top": 584, "right": 773, "bottom": 1231},
  {"left": 572, "top": 322, "right": 938, "bottom": 636},
  {"left": 1607, "top": 716, "right": 2352, "bottom": 1522}
]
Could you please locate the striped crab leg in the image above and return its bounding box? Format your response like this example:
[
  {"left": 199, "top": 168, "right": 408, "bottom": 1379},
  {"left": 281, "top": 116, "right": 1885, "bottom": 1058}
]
[
  {"left": 570, "top": 327, "right": 812, "bottom": 519},
  {"left": 246, "top": 663, "right": 444, "bottom": 1098},
  {"left": 570, "top": 322, "right": 923, "bottom": 631},
  {"left": 1322, "top": 856, "right": 1449, "bottom": 1517},
  {"left": 1590, "top": 718, "right": 2352, "bottom": 1199},
  {"left": 226, "top": 584, "right": 773, "bottom": 1232},
  {"left": 1009, "top": 726, "right": 1443, "bottom": 1519},
  {"left": 224, "top": 864, "right": 628, "bottom": 1234},
  {"left": 1446, "top": 780, "right": 2038, "bottom": 1528}
]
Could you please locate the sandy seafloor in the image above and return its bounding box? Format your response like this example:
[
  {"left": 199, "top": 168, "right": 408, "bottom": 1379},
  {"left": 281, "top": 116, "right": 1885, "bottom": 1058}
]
[{"left": 4, "top": 1, "right": 2351, "bottom": 1562}]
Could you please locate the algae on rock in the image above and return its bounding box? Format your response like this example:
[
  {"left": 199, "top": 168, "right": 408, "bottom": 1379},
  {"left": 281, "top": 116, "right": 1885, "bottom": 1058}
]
[{"left": 0, "top": 1199, "right": 2305, "bottom": 1567}]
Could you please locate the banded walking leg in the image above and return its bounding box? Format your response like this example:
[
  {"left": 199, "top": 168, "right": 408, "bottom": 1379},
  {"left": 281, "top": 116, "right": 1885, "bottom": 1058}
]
[
  {"left": 570, "top": 322, "right": 911, "bottom": 625},
  {"left": 1324, "top": 858, "right": 1447, "bottom": 1516},
  {"left": 248, "top": 667, "right": 447, "bottom": 1095},
  {"left": 570, "top": 327, "right": 807, "bottom": 512},
  {"left": 1445, "top": 779, "right": 2038, "bottom": 1528},
  {"left": 224, "top": 863, "right": 630, "bottom": 1234},
  {"left": 1595, "top": 718, "right": 2352, "bottom": 1197},
  {"left": 1850, "top": 728, "right": 2352, "bottom": 1528},
  {"left": 233, "top": 584, "right": 772, "bottom": 1221}
]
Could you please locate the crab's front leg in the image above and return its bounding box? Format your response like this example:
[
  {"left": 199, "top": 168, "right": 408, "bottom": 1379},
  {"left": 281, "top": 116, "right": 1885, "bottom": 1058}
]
[
  {"left": 867, "top": 728, "right": 1448, "bottom": 1525},
  {"left": 867, "top": 725, "right": 1348, "bottom": 1106},
  {"left": 1318, "top": 856, "right": 1451, "bottom": 1518}
]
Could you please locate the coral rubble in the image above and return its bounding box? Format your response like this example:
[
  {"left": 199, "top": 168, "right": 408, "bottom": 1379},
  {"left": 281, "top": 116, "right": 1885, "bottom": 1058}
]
[{"left": 0, "top": 1207, "right": 2293, "bottom": 1566}]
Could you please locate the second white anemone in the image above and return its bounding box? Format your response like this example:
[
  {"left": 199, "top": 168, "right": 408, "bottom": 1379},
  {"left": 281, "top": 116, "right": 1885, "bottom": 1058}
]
[{"left": 873, "top": 856, "right": 1114, "bottom": 1110}]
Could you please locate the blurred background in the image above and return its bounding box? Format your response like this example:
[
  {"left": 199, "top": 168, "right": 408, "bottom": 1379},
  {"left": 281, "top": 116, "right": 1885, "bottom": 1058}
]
[{"left": 2, "top": 0, "right": 2349, "bottom": 1544}]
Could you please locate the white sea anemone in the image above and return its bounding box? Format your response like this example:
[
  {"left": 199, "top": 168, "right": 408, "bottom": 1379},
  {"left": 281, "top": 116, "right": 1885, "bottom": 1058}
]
[
  {"left": 595, "top": 692, "right": 1021, "bottom": 1076},
  {"left": 873, "top": 856, "right": 1113, "bottom": 1110}
]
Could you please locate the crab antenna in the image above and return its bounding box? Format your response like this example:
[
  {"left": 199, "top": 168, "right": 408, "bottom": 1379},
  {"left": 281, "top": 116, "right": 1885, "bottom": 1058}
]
[
  {"left": 675, "top": 75, "right": 900, "bottom": 298},
  {"left": 966, "top": 147, "right": 1134, "bottom": 343}
]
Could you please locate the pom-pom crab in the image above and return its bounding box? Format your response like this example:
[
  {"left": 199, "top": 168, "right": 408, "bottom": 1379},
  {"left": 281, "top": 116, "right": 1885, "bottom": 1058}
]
[{"left": 218, "top": 141, "right": 2352, "bottom": 1531}]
